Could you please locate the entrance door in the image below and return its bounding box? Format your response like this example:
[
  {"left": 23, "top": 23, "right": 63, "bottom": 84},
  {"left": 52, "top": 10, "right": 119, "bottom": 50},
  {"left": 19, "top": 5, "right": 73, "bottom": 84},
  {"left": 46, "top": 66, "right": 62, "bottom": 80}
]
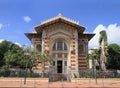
[{"left": 57, "top": 61, "right": 62, "bottom": 73}]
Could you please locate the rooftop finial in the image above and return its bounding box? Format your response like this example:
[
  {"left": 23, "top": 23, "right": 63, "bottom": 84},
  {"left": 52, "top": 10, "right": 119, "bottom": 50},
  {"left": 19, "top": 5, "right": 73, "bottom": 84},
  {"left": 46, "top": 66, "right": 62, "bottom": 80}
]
[{"left": 58, "top": 13, "right": 62, "bottom": 17}]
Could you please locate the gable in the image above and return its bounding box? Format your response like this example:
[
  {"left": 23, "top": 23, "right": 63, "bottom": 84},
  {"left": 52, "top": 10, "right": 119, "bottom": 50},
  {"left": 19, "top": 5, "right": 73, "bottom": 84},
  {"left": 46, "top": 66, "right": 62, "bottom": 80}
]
[{"left": 34, "top": 14, "right": 85, "bottom": 33}]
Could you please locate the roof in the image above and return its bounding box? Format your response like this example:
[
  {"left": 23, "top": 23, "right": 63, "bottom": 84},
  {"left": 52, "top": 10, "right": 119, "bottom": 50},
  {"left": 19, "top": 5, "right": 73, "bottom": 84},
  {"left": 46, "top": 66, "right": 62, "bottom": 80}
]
[
  {"left": 25, "top": 14, "right": 95, "bottom": 41},
  {"left": 83, "top": 33, "right": 95, "bottom": 41},
  {"left": 25, "top": 33, "right": 42, "bottom": 40},
  {"left": 34, "top": 13, "right": 85, "bottom": 33}
]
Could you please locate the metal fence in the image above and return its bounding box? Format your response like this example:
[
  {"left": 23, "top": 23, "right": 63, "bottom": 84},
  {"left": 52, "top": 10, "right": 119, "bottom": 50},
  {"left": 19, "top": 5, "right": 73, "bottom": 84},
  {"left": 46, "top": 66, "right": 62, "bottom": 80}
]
[
  {"left": 0, "top": 68, "right": 40, "bottom": 78},
  {"left": 78, "top": 69, "right": 120, "bottom": 78},
  {"left": 0, "top": 69, "right": 120, "bottom": 88},
  {"left": 0, "top": 68, "right": 120, "bottom": 78}
]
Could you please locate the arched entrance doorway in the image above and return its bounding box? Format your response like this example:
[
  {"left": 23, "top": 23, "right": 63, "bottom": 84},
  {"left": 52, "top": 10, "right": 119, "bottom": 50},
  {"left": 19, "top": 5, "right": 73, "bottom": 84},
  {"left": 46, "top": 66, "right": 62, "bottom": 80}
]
[{"left": 52, "top": 40, "right": 68, "bottom": 74}]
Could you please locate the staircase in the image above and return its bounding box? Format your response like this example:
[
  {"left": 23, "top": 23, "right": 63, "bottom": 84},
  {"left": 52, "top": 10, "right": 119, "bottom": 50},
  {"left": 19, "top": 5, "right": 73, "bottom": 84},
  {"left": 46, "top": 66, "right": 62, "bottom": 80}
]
[{"left": 53, "top": 73, "right": 67, "bottom": 82}]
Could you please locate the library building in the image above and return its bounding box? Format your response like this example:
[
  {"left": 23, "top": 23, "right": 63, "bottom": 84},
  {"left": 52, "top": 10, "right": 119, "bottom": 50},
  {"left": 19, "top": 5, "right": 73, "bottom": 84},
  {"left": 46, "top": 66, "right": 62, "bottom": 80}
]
[{"left": 25, "top": 14, "right": 95, "bottom": 78}]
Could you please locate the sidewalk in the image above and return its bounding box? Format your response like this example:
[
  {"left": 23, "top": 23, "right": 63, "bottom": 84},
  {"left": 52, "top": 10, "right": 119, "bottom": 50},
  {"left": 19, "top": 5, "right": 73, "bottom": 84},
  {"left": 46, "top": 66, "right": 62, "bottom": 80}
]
[{"left": 0, "top": 78, "right": 120, "bottom": 88}]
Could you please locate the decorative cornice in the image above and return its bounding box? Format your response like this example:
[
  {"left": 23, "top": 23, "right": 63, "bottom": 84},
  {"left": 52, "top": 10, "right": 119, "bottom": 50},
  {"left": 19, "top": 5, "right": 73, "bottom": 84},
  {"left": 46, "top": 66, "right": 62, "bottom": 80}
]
[
  {"left": 34, "top": 13, "right": 86, "bottom": 33},
  {"left": 40, "top": 13, "right": 80, "bottom": 25}
]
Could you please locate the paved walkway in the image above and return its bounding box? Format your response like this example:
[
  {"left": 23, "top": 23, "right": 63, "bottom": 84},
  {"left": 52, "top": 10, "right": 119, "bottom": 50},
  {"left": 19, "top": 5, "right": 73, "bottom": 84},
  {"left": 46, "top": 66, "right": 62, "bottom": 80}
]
[{"left": 0, "top": 78, "right": 120, "bottom": 88}]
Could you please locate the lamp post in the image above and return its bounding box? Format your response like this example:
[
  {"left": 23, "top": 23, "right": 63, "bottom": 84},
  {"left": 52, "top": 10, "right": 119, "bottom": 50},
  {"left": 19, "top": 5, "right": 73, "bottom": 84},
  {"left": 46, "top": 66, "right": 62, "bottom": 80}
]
[
  {"left": 23, "top": 45, "right": 30, "bottom": 84},
  {"left": 24, "top": 52, "right": 29, "bottom": 84}
]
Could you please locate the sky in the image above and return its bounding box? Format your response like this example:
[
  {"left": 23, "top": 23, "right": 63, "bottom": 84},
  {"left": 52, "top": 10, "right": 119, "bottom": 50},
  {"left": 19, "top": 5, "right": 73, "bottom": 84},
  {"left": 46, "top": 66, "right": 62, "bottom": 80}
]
[{"left": 0, "top": 0, "right": 120, "bottom": 48}]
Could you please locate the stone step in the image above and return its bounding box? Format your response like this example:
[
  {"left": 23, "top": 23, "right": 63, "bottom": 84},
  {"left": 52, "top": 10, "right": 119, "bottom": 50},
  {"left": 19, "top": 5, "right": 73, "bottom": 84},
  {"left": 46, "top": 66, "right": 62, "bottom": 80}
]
[
  {"left": 79, "top": 67, "right": 87, "bottom": 70},
  {"left": 50, "top": 73, "right": 67, "bottom": 82}
]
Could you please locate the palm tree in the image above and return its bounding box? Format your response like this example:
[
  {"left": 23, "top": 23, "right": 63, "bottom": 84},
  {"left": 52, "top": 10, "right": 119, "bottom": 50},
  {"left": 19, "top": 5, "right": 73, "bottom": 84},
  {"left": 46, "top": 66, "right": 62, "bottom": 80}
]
[{"left": 99, "top": 30, "right": 108, "bottom": 71}]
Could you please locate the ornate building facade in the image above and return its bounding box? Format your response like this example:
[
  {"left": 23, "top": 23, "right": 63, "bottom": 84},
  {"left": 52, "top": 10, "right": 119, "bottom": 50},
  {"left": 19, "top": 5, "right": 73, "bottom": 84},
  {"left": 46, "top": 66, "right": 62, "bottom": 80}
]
[{"left": 25, "top": 14, "right": 95, "bottom": 75}]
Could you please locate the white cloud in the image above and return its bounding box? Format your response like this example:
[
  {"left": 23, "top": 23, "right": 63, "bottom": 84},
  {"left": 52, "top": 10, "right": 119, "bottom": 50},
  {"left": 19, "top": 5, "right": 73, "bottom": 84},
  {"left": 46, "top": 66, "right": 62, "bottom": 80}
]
[
  {"left": 15, "top": 42, "right": 21, "bottom": 47},
  {"left": 0, "top": 23, "right": 10, "bottom": 30},
  {"left": 0, "top": 40, "right": 21, "bottom": 47},
  {"left": 0, "top": 39, "right": 4, "bottom": 43},
  {"left": 89, "top": 24, "right": 120, "bottom": 48},
  {"left": 23, "top": 16, "right": 32, "bottom": 23},
  {"left": 0, "top": 23, "right": 3, "bottom": 30}
]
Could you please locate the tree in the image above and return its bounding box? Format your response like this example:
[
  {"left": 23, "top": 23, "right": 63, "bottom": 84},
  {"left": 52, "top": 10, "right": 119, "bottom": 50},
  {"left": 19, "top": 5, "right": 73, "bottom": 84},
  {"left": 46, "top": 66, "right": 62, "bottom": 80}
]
[
  {"left": 88, "top": 49, "right": 100, "bottom": 70},
  {"left": 0, "top": 40, "right": 12, "bottom": 67},
  {"left": 106, "top": 43, "right": 120, "bottom": 70},
  {"left": 32, "top": 50, "right": 53, "bottom": 77},
  {"left": 41, "top": 52, "right": 53, "bottom": 77},
  {"left": 0, "top": 40, "right": 24, "bottom": 68},
  {"left": 4, "top": 43, "right": 24, "bottom": 68},
  {"left": 22, "top": 45, "right": 36, "bottom": 72},
  {"left": 99, "top": 30, "right": 108, "bottom": 70},
  {"left": 92, "top": 49, "right": 100, "bottom": 70}
]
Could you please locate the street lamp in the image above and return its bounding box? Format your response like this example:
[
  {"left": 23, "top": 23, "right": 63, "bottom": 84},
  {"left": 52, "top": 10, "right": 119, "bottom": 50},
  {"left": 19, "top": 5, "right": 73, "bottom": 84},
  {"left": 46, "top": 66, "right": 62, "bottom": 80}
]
[
  {"left": 24, "top": 53, "right": 29, "bottom": 84},
  {"left": 23, "top": 45, "right": 30, "bottom": 84}
]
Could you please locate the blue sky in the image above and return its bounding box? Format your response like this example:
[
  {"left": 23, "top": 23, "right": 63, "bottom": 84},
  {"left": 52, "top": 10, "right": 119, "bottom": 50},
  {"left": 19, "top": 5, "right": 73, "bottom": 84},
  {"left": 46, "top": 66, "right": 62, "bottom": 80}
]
[{"left": 0, "top": 0, "right": 120, "bottom": 48}]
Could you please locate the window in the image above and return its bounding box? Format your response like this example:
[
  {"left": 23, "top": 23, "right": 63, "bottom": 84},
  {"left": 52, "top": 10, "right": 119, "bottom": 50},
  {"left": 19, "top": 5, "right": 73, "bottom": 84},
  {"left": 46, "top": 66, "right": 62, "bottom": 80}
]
[
  {"left": 64, "top": 53, "right": 67, "bottom": 58},
  {"left": 64, "top": 43, "right": 67, "bottom": 50},
  {"left": 52, "top": 41, "right": 68, "bottom": 59},
  {"left": 78, "top": 45, "right": 84, "bottom": 54},
  {"left": 57, "top": 53, "right": 63, "bottom": 58},
  {"left": 64, "top": 61, "right": 67, "bottom": 66},
  {"left": 53, "top": 43, "right": 56, "bottom": 50},
  {"left": 36, "top": 44, "right": 41, "bottom": 52},
  {"left": 57, "top": 42, "right": 63, "bottom": 50},
  {"left": 52, "top": 41, "right": 67, "bottom": 51}
]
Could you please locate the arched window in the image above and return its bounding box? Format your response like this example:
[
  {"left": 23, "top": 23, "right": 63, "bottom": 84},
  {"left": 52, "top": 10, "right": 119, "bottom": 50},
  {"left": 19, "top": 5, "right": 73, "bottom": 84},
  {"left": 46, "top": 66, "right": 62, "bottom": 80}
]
[
  {"left": 57, "top": 41, "right": 63, "bottom": 50},
  {"left": 52, "top": 41, "right": 67, "bottom": 51},
  {"left": 52, "top": 41, "right": 68, "bottom": 58},
  {"left": 36, "top": 44, "right": 41, "bottom": 52},
  {"left": 64, "top": 42, "right": 67, "bottom": 50},
  {"left": 53, "top": 43, "right": 56, "bottom": 50}
]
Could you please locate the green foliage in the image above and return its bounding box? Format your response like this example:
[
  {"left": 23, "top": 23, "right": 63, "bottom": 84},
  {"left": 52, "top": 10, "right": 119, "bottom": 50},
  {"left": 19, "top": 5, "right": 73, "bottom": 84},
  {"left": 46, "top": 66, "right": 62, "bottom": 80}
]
[
  {"left": 99, "top": 30, "right": 108, "bottom": 70},
  {"left": 0, "top": 68, "right": 40, "bottom": 77},
  {"left": 106, "top": 43, "right": 120, "bottom": 70},
  {"left": 99, "top": 30, "right": 108, "bottom": 56},
  {"left": 99, "top": 30, "right": 108, "bottom": 46},
  {"left": 4, "top": 44, "right": 24, "bottom": 68},
  {"left": 27, "top": 72, "right": 40, "bottom": 77},
  {"left": 92, "top": 49, "right": 101, "bottom": 62},
  {"left": 0, "top": 68, "right": 10, "bottom": 77},
  {"left": 31, "top": 50, "right": 53, "bottom": 77},
  {"left": 89, "top": 49, "right": 100, "bottom": 69},
  {"left": 21, "top": 45, "right": 36, "bottom": 71},
  {"left": 89, "top": 43, "right": 120, "bottom": 70},
  {"left": 0, "top": 40, "right": 13, "bottom": 67},
  {"left": 0, "top": 40, "right": 27, "bottom": 69},
  {"left": 32, "top": 50, "right": 54, "bottom": 65}
]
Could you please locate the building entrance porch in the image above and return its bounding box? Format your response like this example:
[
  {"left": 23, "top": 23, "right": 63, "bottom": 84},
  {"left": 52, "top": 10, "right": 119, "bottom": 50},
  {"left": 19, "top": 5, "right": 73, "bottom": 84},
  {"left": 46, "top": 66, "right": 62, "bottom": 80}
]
[
  {"left": 57, "top": 61, "right": 62, "bottom": 73},
  {"left": 53, "top": 60, "right": 67, "bottom": 74},
  {"left": 50, "top": 60, "right": 67, "bottom": 82}
]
